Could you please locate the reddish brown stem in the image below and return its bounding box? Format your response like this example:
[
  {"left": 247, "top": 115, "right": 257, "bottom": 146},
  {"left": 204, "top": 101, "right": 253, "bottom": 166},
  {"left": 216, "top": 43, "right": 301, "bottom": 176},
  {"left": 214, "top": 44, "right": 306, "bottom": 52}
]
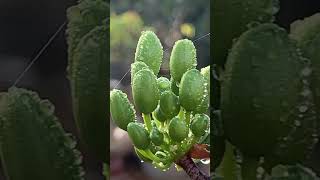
[{"left": 175, "top": 154, "right": 210, "bottom": 180}]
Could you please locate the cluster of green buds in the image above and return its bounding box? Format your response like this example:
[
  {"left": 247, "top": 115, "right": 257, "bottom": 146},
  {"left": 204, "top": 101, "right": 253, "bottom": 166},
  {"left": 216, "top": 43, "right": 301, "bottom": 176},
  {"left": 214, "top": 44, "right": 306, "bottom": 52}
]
[{"left": 110, "top": 31, "right": 210, "bottom": 170}]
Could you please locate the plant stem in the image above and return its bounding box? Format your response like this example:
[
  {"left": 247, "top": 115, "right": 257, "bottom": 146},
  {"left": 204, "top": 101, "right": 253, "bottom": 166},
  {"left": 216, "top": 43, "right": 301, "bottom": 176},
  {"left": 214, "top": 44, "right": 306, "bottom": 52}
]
[
  {"left": 216, "top": 141, "right": 238, "bottom": 180},
  {"left": 178, "top": 108, "right": 185, "bottom": 119},
  {"left": 241, "top": 156, "right": 259, "bottom": 180},
  {"left": 175, "top": 154, "right": 210, "bottom": 180},
  {"left": 142, "top": 113, "right": 152, "bottom": 132},
  {"left": 185, "top": 111, "right": 191, "bottom": 125},
  {"left": 137, "top": 148, "right": 161, "bottom": 162}
]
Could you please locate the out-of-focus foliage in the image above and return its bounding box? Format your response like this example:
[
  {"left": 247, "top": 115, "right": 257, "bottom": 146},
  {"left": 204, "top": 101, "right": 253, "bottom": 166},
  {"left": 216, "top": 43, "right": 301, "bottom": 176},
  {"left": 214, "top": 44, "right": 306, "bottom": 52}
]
[
  {"left": 269, "top": 165, "right": 320, "bottom": 180},
  {"left": 66, "top": 0, "right": 109, "bottom": 162},
  {"left": 180, "top": 23, "right": 195, "bottom": 38},
  {"left": 110, "top": 0, "right": 210, "bottom": 77},
  {"left": 110, "top": 11, "right": 150, "bottom": 63},
  {"left": 212, "top": 0, "right": 320, "bottom": 179}
]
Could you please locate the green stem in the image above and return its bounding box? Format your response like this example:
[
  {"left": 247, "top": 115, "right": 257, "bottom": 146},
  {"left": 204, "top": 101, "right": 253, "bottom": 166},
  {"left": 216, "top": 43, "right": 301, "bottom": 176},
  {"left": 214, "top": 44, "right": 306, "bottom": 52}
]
[
  {"left": 142, "top": 113, "right": 152, "bottom": 132},
  {"left": 160, "top": 142, "right": 170, "bottom": 152},
  {"left": 161, "top": 122, "right": 165, "bottom": 129},
  {"left": 103, "top": 163, "right": 109, "bottom": 180},
  {"left": 216, "top": 142, "right": 238, "bottom": 180},
  {"left": 185, "top": 111, "right": 191, "bottom": 125},
  {"left": 178, "top": 108, "right": 185, "bottom": 119},
  {"left": 241, "top": 156, "right": 259, "bottom": 180},
  {"left": 174, "top": 135, "right": 198, "bottom": 161},
  {"left": 153, "top": 161, "right": 172, "bottom": 170},
  {"left": 137, "top": 148, "right": 161, "bottom": 162}
]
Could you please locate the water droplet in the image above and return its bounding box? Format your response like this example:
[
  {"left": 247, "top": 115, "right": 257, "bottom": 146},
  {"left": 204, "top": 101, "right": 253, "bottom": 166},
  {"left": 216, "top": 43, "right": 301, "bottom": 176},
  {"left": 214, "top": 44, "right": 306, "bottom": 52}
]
[
  {"left": 74, "top": 156, "right": 82, "bottom": 165},
  {"left": 294, "top": 120, "right": 301, "bottom": 127},
  {"left": 298, "top": 105, "right": 308, "bottom": 113},
  {"left": 301, "top": 67, "right": 312, "bottom": 77},
  {"left": 200, "top": 159, "right": 210, "bottom": 164},
  {"left": 302, "top": 79, "right": 309, "bottom": 85},
  {"left": 313, "top": 138, "right": 319, "bottom": 144},
  {"left": 301, "top": 89, "right": 312, "bottom": 97}
]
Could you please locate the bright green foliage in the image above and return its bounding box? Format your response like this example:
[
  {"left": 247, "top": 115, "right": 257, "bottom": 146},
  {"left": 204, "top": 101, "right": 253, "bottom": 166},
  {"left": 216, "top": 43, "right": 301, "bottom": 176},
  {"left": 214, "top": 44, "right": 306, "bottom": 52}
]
[
  {"left": 170, "top": 77, "right": 179, "bottom": 96},
  {"left": 157, "top": 77, "right": 171, "bottom": 93},
  {"left": 197, "top": 66, "right": 210, "bottom": 114},
  {"left": 213, "top": 0, "right": 279, "bottom": 66},
  {"left": 135, "top": 31, "right": 163, "bottom": 75},
  {"left": 110, "top": 89, "right": 136, "bottom": 130},
  {"left": 168, "top": 117, "right": 189, "bottom": 142},
  {"left": 132, "top": 69, "right": 160, "bottom": 114},
  {"left": 0, "top": 87, "right": 84, "bottom": 180},
  {"left": 110, "top": 31, "right": 210, "bottom": 172},
  {"left": 127, "top": 122, "right": 150, "bottom": 150},
  {"left": 153, "top": 106, "right": 167, "bottom": 122},
  {"left": 135, "top": 147, "right": 152, "bottom": 163},
  {"left": 170, "top": 39, "right": 197, "bottom": 82},
  {"left": 159, "top": 91, "right": 180, "bottom": 119},
  {"left": 131, "top": 61, "right": 149, "bottom": 80},
  {"left": 150, "top": 126, "right": 164, "bottom": 146},
  {"left": 179, "top": 69, "right": 206, "bottom": 112},
  {"left": 191, "top": 114, "right": 209, "bottom": 137},
  {"left": 201, "top": 66, "right": 210, "bottom": 94}
]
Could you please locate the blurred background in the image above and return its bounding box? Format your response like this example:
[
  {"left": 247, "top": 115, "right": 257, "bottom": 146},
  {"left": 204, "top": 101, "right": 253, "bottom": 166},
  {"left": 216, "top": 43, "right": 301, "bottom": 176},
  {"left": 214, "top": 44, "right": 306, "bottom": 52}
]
[{"left": 109, "top": 0, "right": 210, "bottom": 179}]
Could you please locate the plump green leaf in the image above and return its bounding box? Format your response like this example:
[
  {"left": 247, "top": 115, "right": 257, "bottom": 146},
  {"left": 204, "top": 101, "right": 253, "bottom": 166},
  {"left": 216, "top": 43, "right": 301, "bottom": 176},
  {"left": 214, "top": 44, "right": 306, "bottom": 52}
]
[
  {"left": 132, "top": 69, "right": 159, "bottom": 114},
  {"left": 212, "top": 0, "right": 279, "bottom": 66},
  {"left": 0, "top": 87, "right": 84, "bottom": 180},
  {"left": 110, "top": 89, "right": 136, "bottom": 131},
  {"left": 71, "top": 25, "right": 109, "bottom": 162},
  {"left": 168, "top": 117, "right": 188, "bottom": 142},
  {"left": 179, "top": 69, "right": 206, "bottom": 112},
  {"left": 66, "top": 0, "right": 108, "bottom": 77},
  {"left": 222, "top": 24, "right": 317, "bottom": 164},
  {"left": 170, "top": 39, "right": 197, "bottom": 82},
  {"left": 127, "top": 122, "right": 150, "bottom": 150},
  {"left": 135, "top": 31, "right": 163, "bottom": 75}
]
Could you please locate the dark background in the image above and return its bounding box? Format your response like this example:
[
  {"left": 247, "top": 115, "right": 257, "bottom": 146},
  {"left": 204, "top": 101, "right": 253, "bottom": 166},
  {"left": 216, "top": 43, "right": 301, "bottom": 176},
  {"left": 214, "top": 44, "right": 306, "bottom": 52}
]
[
  {"left": 275, "top": 0, "right": 320, "bottom": 174},
  {"left": 211, "top": 0, "right": 320, "bottom": 176},
  {"left": 0, "top": 0, "right": 105, "bottom": 179},
  {"left": 0, "top": 0, "right": 319, "bottom": 179},
  {"left": 274, "top": 0, "right": 320, "bottom": 174}
]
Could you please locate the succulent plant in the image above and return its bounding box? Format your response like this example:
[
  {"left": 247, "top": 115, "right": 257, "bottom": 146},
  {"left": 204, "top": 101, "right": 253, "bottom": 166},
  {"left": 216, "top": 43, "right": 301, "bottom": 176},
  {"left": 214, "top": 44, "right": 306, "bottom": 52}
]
[{"left": 110, "top": 31, "right": 210, "bottom": 180}]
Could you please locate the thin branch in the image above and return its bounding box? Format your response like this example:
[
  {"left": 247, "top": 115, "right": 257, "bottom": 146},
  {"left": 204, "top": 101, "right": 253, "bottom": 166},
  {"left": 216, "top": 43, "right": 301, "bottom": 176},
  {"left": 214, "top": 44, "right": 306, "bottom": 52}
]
[{"left": 176, "top": 154, "right": 210, "bottom": 180}]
